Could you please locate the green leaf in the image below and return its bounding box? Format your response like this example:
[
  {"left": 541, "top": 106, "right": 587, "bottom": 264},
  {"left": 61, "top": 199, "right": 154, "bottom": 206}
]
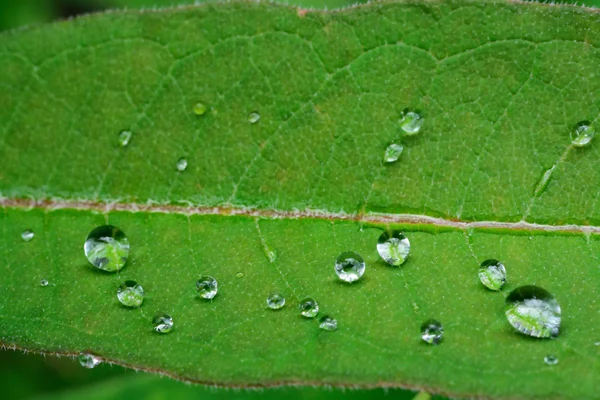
[{"left": 1, "top": 1, "right": 599, "bottom": 399}]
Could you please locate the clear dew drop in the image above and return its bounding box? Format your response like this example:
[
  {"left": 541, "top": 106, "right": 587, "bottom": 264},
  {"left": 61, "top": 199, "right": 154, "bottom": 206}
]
[
  {"left": 248, "top": 111, "right": 260, "bottom": 124},
  {"left": 334, "top": 251, "right": 366, "bottom": 283},
  {"left": 176, "top": 158, "right": 188, "bottom": 172},
  {"left": 319, "top": 315, "right": 338, "bottom": 331},
  {"left": 383, "top": 143, "right": 404, "bottom": 164},
  {"left": 267, "top": 293, "right": 285, "bottom": 310},
  {"left": 299, "top": 297, "right": 319, "bottom": 318},
  {"left": 571, "top": 122, "right": 595, "bottom": 147},
  {"left": 153, "top": 313, "right": 173, "bottom": 333},
  {"left": 196, "top": 276, "right": 218, "bottom": 299},
  {"left": 21, "top": 229, "right": 34, "bottom": 242},
  {"left": 421, "top": 319, "right": 444, "bottom": 345},
  {"left": 84, "top": 225, "right": 130, "bottom": 272},
  {"left": 193, "top": 102, "right": 207, "bottom": 116},
  {"left": 118, "top": 130, "right": 132, "bottom": 147},
  {"left": 40, "top": 279, "right": 49, "bottom": 287},
  {"left": 377, "top": 231, "right": 410, "bottom": 266},
  {"left": 544, "top": 355, "right": 559, "bottom": 366},
  {"left": 236, "top": 272, "right": 244, "bottom": 278},
  {"left": 399, "top": 110, "right": 424, "bottom": 135},
  {"left": 78, "top": 353, "right": 100, "bottom": 369},
  {"left": 478, "top": 259, "right": 507, "bottom": 291},
  {"left": 505, "top": 285, "right": 561, "bottom": 338},
  {"left": 117, "top": 280, "right": 144, "bottom": 308}
]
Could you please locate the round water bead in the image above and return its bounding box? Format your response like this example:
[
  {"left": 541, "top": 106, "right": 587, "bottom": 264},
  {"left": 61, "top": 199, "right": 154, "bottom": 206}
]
[
  {"left": 21, "top": 229, "right": 34, "bottom": 242},
  {"left": 478, "top": 259, "right": 507, "bottom": 291},
  {"left": 117, "top": 280, "right": 144, "bottom": 308},
  {"left": 84, "top": 225, "right": 130, "bottom": 272},
  {"left": 267, "top": 293, "right": 285, "bottom": 310},
  {"left": 319, "top": 315, "right": 338, "bottom": 331},
  {"left": 248, "top": 111, "right": 260, "bottom": 124},
  {"left": 176, "top": 158, "right": 188, "bottom": 172},
  {"left": 78, "top": 353, "right": 100, "bottom": 369},
  {"left": 544, "top": 355, "right": 558, "bottom": 366},
  {"left": 193, "top": 102, "right": 207, "bottom": 116},
  {"left": 399, "top": 110, "right": 424, "bottom": 135},
  {"left": 118, "top": 130, "right": 132, "bottom": 147},
  {"left": 40, "top": 279, "right": 49, "bottom": 287},
  {"left": 421, "top": 319, "right": 443, "bottom": 344},
  {"left": 299, "top": 297, "right": 319, "bottom": 318},
  {"left": 505, "top": 285, "right": 561, "bottom": 338},
  {"left": 196, "top": 276, "right": 218, "bottom": 299},
  {"left": 383, "top": 143, "right": 404, "bottom": 164},
  {"left": 377, "top": 231, "right": 410, "bottom": 266},
  {"left": 334, "top": 251, "right": 366, "bottom": 283},
  {"left": 153, "top": 313, "right": 173, "bottom": 333},
  {"left": 571, "top": 122, "right": 595, "bottom": 147}
]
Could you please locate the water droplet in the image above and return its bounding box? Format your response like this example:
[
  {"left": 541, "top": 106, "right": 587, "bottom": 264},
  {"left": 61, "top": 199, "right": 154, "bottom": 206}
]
[
  {"left": 153, "top": 313, "right": 173, "bottom": 333},
  {"left": 236, "top": 272, "right": 244, "bottom": 278},
  {"left": 117, "top": 280, "right": 144, "bottom": 308},
  {"left": 78, "top": 353, "right": 100, "bottom": 369},
  {"left": 334, "top": 251, "right": 365, "bottom": 283},
  {"left": 478, "top": 259, "right": 507, "bottom": 291},
  {"left": 176, "top": 158, "right": 188, "bottom": 172},
  {"left": 196, "top": 276, "right": 218, "bottom": 299},
  {"left": 319, "top": 315, "right": 337, "bottom": 331},
  {"left": 299, "top": 297, "right": 319, "bottom": 318},
  {"left": 118, "top": 130, "right": 132, "bottom": 147},
  {"left": 383, "top": 143, "right": 404, "bottom": 164},
  {"left": 248, "top": 111, "right": 260, "bottom": 124},
  {"left": 399, "top": 110, "right": 424, "bottom": 135},
  {"left": 267, "top": 293, "right": 285, "bottom": 310},
  {"left": 544, "top": 355, "right": 558, "bottom": 365},
  {"left": 21, "top": 230, "right": 34, "bottom": 242},
  {"left": 193, "top": 102, "right": 207, "bottom": 116},
  {"left": 571, "top": 122, "right": 595, "bottom": 147},
  {"left": 377, "top": 231, "right": 410, "bottom": 266},
  {"left": 594, "top": 341, "right": 600, "bottom": 346},
  {"left": 265, "top": 249, "right": 277, "bottom": 263},
  {"left": 40, "top": 279, "right": 48, "bottom": 287},
  {"left": 84, "top": 225, "right": 130, "bottom": 272},
  {"left": 505, "top": 285, "right": 561, "bottom": 338},
  {"left": 421, "top": 319, "right": 443, "bottom": 344}
]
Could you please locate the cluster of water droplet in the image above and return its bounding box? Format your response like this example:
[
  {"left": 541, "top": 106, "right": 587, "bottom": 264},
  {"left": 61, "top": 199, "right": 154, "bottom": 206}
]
[{"left": 383, "top": 110, "right": 425, "bottom": 165}]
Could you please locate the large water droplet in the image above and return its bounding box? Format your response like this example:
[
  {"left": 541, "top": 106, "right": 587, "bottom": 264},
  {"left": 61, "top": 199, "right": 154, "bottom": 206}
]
[
  {"left": 78, "top": 353, "right": 100, "bottom": 369},
  {"left": 196, "top": 276, "right": 218, "bottom": 299},
  {"left": 84, "top": 225, "right": 130, "bottom": 272},
  {"left": 118, "top": 130, "right": 132, "bottom": 147},
  {"left": 478, "top": 259, "right": 506, "bottom": 291},
  {"left": 267, "top": 293, "right": 285, "bottom": 310},
  {"left": 571, "top": 122, "right": 595, "bottom": 147},
  {"left": 117, "top": 280, "right": 144, "bottom": 308},
  {"left": 383, "top": 143, "right": 404, "bottom": 164},
  {"left": 544, "top": 355, "right": 558, "bottom": 365},
  {"left": 21, "top": 230, "right": 34, "bottom": 242},
  {"left": 505, "top": 285, "right": 561, "bottom": 338},
  {"left": 40, "top": 279, "right": 49, "bottom": 287},
  {"left": 399, "top": 110, "right": 424, "bottom": 135},
  {"left": 153, "top": 313, "right": 173, "bottom": 333},
  {"left": 299, "top": 297, "right": 319, "bottom": 318},
  {"left": 319, "top": 315, "right": 337, "bottom": 331},
  {"left": 334, "top": 251, "right": 365, "bottom": 283},
  {"left": 193, "top": 102, "right": 207, "bottom": 116},
  {"left": 176, "top": 158, "right": 188, "bottom": 172},
  {"left": 377, "top": 231, "right": 410, "bottom": 266},
  {"left": 248, "top": 111, "right": 260, "bottom": 124},
  {"left": 236, "top": 272, "right": 244, "bottom": 278},
  {"left": 421, "top": 319, "right": 443, "bottom": 344}
]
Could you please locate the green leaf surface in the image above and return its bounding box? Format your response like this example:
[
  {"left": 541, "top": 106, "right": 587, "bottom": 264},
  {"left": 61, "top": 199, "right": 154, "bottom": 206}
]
[{"left": 1, "top": 1, "right": 600, "bottom": 399}]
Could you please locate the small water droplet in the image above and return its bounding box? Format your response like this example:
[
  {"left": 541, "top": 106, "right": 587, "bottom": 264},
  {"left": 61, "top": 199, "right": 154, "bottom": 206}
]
[
  {"left": 478, "top": 259, "right": 507, "bottom": 291},
  {"left": 196, "top": 276, "right": 218, "bottom": 299},
  {"left": 84, "top": 225, "right": 130, "bottom": 272},
  {"left": 399, "top": 110, "right": 424, "bottom": 135},
  {"left": 544, "top": 355, "right": 558, "bottom": 365},
  {"left": 248, "top": 111, "right": 260, "bottom": 124},
  {"left": 594, "top": 341, "right": 600, "bottom": 346},
  {"left": 571, "top": 122, "right": 595, "bottom": 147},
  {"left": 265, "top": 249, "right": 277, "bottom": 263},
  {"left": 299, "top": 297, "right": 319, "bottom": 318},
  {"left": 21, "top": 230, "right": 34, "bottom": 242},
  {"left": 153, "top": 312, "right": 173, "bottom": 333},
  {"left": 334, "top": 251, "right": 365, "bottom": 283},
  {"left": 377, "top": 231, "right": 410, "bottom": 266},
  {"left": 421, "top": 319, "right": 443, "bottom": 344},
  {"left": 40, "top": 279, "right": 48, "bottom": 287},
  {"left": 236, "top": 272, "right": 244, "bottom": 278},
  {"left": 319, "top": 315, "right": 337, "bottom": 331},
  {"left": 78, "top": 353, "right": 100, "bottom": 369},
  {"left": 193, "top": 102, "right": 207, "bottom": 116},
  {"left": 383, "top": 143, "right": 404, "bottom": 164},
  {"left": 118, "top": 130, "right": 132, "bottom": 147},
  {"left": 505, "top": 285, "right": 561, "bottom": 338},
  {"left": 117, "top": 280, "right": 144, "bottom": 308},
  {"left": 176, "top": 158, "right": 188, "bottom": 172},
  {"left": 267, "top": 293, "right": 285, "bottom": 310}
]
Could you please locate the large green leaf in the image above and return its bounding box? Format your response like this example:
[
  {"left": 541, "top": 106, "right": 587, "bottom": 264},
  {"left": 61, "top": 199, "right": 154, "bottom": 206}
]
[{"left": 1, "top": 1, "right": 599, "bottom": 399}]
